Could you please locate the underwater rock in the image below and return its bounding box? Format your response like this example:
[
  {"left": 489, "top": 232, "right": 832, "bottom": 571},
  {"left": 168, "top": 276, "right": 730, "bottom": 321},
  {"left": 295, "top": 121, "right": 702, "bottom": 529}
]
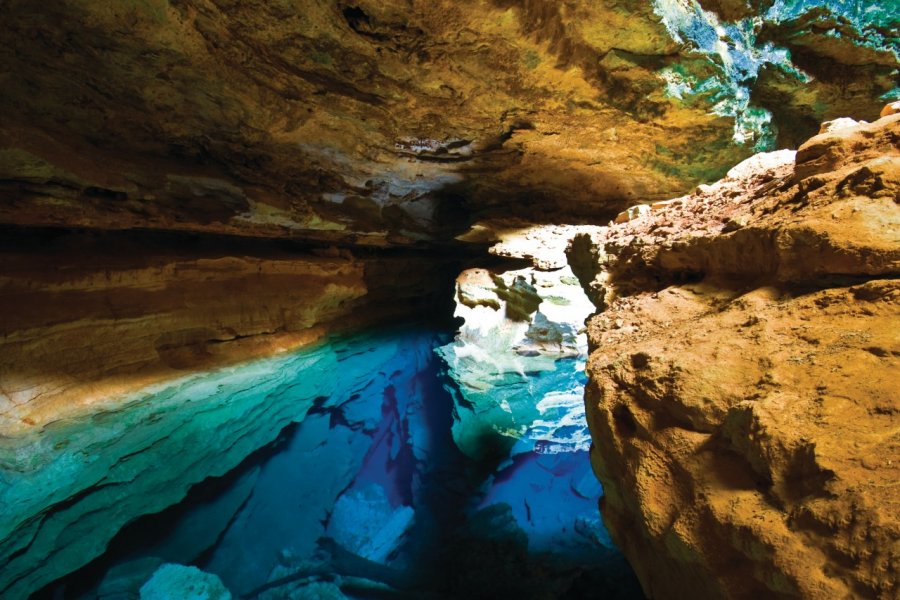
[
  {"left": 326, "top": 484, "right": 415, "bottom": 564},
  {"left": 571, "top": 110, "right": 900, "bottom": 599},
  {"left": 203, "top": 413, "right": 373, "bottom": 593},
  {"left": 143, "top": 466, "right": 261, "bottom": 564},
  {"left": 97, "top": 557, "right": 165, "bottom": 600},
  {"left": 65, "top": 328, "right": 443, "bottom": 600},
  {"left": 139, "top": 564, "right": 231, "bottom": 600},
  {"left": 0, "top": 330, "right": 440, "bottom": 598},
  {"left": 277, "top": 581, "right": 347, "bottom": 600}
]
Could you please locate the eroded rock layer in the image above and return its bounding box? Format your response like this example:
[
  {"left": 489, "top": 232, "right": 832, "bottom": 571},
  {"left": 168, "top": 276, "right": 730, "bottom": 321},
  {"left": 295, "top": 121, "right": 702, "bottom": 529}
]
[
  {"left": 0, "top": 229, "right": 458, "bottom": 436},
  {"left": 570, "top": 112, "right": 899, "bottom": 598},
  {"left": 0, "top": 327, "right": 443, "bottom": 598},
  {"left": 0, "top": 1, "right": 898, "bottom": 597}
]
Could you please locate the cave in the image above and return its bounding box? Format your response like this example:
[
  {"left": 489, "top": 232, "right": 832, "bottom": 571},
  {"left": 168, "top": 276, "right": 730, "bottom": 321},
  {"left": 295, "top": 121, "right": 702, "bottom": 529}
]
[{"left": 1, "top": 1, "right": 898, "bottom": 599}]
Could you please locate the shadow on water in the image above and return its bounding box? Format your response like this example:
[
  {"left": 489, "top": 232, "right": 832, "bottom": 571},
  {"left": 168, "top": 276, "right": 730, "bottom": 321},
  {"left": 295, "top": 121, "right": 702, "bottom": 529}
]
[{"left": 34, "top": 326, "right": 644, "bottom": 600}]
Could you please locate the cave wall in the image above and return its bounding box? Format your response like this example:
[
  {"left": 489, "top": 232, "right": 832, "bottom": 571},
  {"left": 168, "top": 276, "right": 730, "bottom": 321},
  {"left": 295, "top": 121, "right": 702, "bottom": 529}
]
[
  {"left": 0, "top": 229, "right": 458, "bottom": 437},
  {"left": 0, "top": 1, "right": 897, "bottom": 597},
  {"left": 1, "top": 0, "right": 895, "bottom": 432},
  {"left": 569, "top": 110, "right": 900, "bottom": 599},
  {"left": 0, "top": 327, "right": 446, "bottom": 598}
]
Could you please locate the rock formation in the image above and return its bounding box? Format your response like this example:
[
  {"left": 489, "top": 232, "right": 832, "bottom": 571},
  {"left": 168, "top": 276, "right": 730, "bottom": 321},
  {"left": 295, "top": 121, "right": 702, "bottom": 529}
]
[
  {"left": 0, "top": 0, "right": 898, "bottom": 598},
  {"left": 0, "top": 328, "right": 449, "bottom": 598},
  {"left": 139, "top": 564, "right": 231, "bottom": 600},
  {"left": 2, "top": 0, "right": 896, "bottom": 243},
  {"left": 569, "top": 110, "right": 899, "bottom": 599},
  {"left": 0, "top": 229, "right": 459, "bottom": 436}
]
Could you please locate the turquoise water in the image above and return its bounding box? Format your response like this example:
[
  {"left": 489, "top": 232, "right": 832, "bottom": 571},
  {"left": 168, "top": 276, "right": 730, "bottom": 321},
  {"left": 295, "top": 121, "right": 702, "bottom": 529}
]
[{"left": 4, "top": 326, "right": 642, "bottom": 599}]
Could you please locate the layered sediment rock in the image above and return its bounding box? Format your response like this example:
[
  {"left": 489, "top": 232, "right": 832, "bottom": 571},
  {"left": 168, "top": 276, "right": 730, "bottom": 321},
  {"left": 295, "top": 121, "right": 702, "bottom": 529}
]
[
  {"left": 0, "top": 1, "right": 897, "bottom": 597},
  {"left": 0, "top": 229, "right": 458, "bottom": 435},
  {"left": 569, "top": 112, "right": 899, "bottom": 598}
]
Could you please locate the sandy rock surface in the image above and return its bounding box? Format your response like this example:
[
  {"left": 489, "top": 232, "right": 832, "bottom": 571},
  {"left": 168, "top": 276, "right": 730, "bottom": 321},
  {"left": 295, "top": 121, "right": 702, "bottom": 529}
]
[{"left": 570, "top": 111, "right": 900, "bottom": 599}]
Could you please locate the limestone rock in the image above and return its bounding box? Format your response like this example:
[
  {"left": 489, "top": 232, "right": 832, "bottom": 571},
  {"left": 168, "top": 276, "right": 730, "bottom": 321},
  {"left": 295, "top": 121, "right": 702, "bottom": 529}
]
[
  {"left": 438, "top": 260, "right": 595, "bottom": 461},
  {"left": 0, "top": 330, "right": 446, "bottom": 598},
  {"left": 140, "top": 564, "right": 231, "bottom": 600},
  {"left": 882, "top": 101, "right": 900, "bottom": 118},
  {"left": 570, "top": 112, "right": 900, "bottom": 599},
  {"left": 752, "top": 4, "right": 899, "bottom": 147},
  {"left": 0, "top": 230, "right": 457, "bottom": 436},
  {"left": 325, "top": 484, "right": 415, "bottom": 564},
  {"left": 818, "top": 117, "right": 866, "bottom": 134},
  {"left": 98, "top": 557, "right": 166, "bottom": 600},
  {"left": 614, "top": 204, "right": 651, "bottom": 224}
]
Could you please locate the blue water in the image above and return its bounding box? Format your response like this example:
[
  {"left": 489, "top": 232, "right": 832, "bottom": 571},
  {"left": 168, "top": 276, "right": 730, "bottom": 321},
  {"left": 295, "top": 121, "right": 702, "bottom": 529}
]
[{"left": 32, "top": 327, "right": 642, "bottom": 599}]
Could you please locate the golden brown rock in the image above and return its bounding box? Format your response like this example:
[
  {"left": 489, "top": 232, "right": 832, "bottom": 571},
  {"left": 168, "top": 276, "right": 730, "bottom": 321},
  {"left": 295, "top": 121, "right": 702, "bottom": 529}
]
[
  {"left": 0, "top": 230, "right": 457, "bottom": 436},
  {"left": 572, "top": 113, "right": 900, "bottom": 598},
  {"left": 2, "top": 0, "right": 891, "bottom": 242}
]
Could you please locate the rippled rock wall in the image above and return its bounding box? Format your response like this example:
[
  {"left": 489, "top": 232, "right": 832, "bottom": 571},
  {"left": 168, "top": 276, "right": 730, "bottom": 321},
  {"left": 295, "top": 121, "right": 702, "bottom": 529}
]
[
  {"left": 0, "top": 229, "right": 457, "bottom": 436},
  {"left": 0, "top": 328, "right": 459, "bottom": 598}
]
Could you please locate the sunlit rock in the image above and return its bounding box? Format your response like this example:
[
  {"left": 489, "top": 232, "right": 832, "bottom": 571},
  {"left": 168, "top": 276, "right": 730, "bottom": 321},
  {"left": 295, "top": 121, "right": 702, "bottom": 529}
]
[
  {"left": 436, "top": 224, "right": 627, "bottom": 577},
  {"left": 438, "top": 262, "right": 594, "bottom": 461},
  {"left": 570, "top": 110, "right": 900, "bottom": 599}
]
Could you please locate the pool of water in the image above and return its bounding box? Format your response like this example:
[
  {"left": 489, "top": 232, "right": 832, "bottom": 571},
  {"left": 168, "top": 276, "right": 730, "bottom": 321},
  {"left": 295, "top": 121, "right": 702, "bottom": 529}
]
[{"left": 13, "top": 326, "right": 642, "bottom": 599}]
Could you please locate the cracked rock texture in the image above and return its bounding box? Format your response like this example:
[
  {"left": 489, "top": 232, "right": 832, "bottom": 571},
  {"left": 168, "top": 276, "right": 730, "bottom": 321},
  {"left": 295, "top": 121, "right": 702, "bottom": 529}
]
[{"left": 569, "top": 112, "right": 899, "bottom": 599}]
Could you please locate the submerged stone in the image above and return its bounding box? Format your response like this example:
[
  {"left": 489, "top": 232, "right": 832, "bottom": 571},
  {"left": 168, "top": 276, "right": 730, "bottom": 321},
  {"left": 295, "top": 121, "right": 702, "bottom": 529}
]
[
  {"left": 139, "top": 564, "right": 230, "bottom": 600},
  {"left": 0, "top": 329, "right": 443, "bottom": 598}
]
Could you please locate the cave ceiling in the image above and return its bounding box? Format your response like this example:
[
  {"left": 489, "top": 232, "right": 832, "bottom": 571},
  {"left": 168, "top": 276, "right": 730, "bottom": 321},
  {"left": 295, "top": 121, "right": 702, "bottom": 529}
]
[{"left": 0, "top": 0, "right": 896, "bottom": 246}]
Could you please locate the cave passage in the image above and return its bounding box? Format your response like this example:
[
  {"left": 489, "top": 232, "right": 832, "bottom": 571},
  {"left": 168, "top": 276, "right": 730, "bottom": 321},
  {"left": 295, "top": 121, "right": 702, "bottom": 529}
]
[{"left": 24, "top": 325, "right": 642, "bottom": 600}]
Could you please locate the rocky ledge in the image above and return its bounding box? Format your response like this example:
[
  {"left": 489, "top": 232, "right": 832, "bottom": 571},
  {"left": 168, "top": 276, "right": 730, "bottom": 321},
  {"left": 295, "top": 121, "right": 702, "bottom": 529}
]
[
  {"left": 0, "top": 229, "right": 459, "bottom": 437},
  {"left": 569, "top": 107, "right": 899, "bottom": 598}
]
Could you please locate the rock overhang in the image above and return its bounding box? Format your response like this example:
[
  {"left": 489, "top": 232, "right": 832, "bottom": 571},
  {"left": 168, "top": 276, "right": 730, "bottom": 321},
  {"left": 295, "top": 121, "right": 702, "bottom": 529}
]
[{"left": 0, "top": 0, "right": 895, "bottom": 245}]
